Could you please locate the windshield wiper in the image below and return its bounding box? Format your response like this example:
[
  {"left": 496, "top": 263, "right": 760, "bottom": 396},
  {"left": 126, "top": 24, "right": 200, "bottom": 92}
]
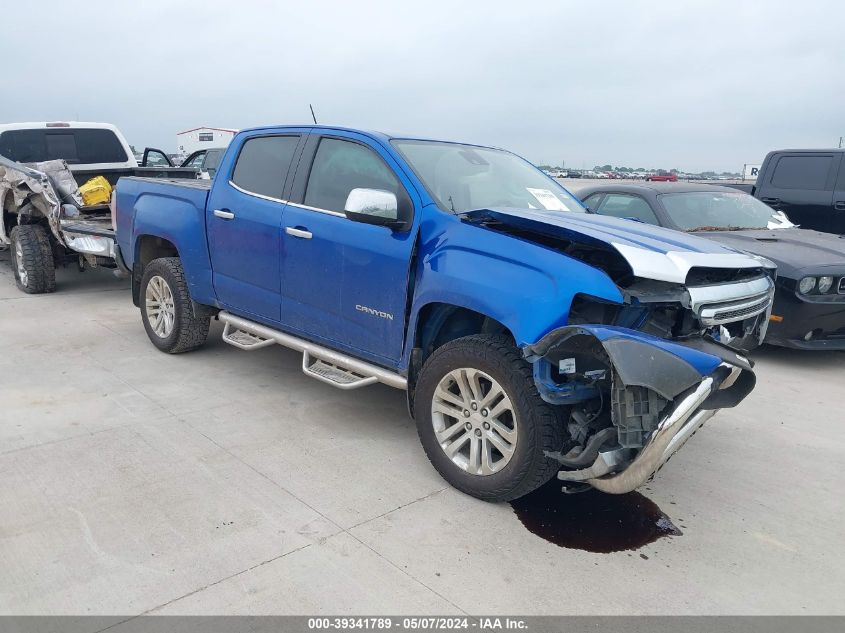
[{"left": 686, "top": 225, "right": 761, "bottom": 232}]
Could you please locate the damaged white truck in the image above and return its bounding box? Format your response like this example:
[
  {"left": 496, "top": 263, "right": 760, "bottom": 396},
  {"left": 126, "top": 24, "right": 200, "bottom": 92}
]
[
  {"left": 115, "top": 126, "right": 777, "bottom": 500},
  {"left": 0, "top": 122, "right": 194, "bottom": 293}
]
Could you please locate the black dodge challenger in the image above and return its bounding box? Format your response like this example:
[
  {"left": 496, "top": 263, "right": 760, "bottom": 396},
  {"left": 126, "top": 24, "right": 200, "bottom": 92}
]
[{"left": 576, "top": 182, "right": 845, "bottom": 350}]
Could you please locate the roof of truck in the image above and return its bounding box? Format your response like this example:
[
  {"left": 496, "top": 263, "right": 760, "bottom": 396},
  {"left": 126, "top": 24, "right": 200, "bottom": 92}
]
[
  {"left": 0, "top": 121, "right": 123, "bottom": 132},
  {"left": 237, "top": 125, "right": 504, "bottom": 150},
  {"left": 765, "top": 148, "right": 845, "bottom": 153}
]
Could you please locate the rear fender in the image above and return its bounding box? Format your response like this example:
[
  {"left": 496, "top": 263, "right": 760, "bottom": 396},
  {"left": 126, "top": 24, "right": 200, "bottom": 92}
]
[{"left": 128, "top": 193, "right": 215, "bottom": 306}]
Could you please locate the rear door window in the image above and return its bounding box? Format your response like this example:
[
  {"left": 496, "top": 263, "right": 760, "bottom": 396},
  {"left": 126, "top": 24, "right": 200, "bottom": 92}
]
[
  {"left": 0, "top": 128, "right": 128, "bottom": 164},
  {"left": 771, "top": 155, "right": 833, "bottom": 190},
  {"left": 230, "top": 135, "right": 300, "bottom": 199},
  {"left": 596, "top": 193, "right": 659, "bottom": 225}
]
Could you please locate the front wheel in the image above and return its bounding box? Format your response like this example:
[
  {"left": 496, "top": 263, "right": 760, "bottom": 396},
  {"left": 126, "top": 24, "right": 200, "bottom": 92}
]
[
  {"left": 414, "top": 334, "right": 564, "bottom": 502},
  {"left": 140, "top": 257, "right": 210, "bottom": 353}
]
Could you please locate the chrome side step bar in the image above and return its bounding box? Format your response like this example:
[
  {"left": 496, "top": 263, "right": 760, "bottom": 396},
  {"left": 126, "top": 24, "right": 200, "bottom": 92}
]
[{"left": 219, "top": 311, "right": 407, "bottom": 391}]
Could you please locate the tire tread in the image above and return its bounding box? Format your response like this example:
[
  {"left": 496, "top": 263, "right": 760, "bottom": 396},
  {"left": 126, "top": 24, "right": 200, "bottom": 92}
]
[
  {"left": 141, "top": 257, "right": 210, "bottom": 353},
  {"left": 10, "top": 225, "right": 56, "bottom": 294}
]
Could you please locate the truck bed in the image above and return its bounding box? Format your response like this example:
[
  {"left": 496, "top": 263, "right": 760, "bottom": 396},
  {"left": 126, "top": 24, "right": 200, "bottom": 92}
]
[{"left": 70, "top": 167, "right": 199, "bottom": 186}]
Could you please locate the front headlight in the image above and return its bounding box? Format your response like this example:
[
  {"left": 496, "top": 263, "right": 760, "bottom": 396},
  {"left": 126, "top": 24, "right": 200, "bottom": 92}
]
[
  {"left": 818, "top": 276, "right": 834, "bottom": 294},
  {"left": 798, "top": 276, "right": 816, "bottom": 294}
]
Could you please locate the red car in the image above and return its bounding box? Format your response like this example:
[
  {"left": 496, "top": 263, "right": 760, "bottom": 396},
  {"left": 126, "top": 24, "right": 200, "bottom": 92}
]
[{"left": 645, "top": 173, "right": 678, "bottom": 182}]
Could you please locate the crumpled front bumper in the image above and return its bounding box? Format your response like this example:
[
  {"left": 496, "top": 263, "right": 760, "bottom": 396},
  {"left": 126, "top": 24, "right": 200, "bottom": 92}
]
[{"left": 525, "top": 325, "right": 756, "bottom": 494}]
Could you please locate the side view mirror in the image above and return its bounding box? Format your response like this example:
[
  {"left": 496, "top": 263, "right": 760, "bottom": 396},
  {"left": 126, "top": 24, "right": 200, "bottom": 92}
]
[{"left": 344, "top": 188, "right": 408, "bottom": 230}]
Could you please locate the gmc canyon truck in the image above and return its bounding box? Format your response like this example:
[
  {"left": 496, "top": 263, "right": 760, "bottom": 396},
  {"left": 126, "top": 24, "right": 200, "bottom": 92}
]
[
  {"left": 115, "top": 126, "right": 776, "bottom": 501},
  {"left": 0, "top": 121, "right": 194, "bottom": 293}
]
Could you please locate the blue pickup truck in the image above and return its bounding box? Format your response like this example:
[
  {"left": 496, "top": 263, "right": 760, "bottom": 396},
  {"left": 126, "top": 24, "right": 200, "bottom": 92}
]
[{"left": 115, "top": 126, "right": 776, "bottom": 501}]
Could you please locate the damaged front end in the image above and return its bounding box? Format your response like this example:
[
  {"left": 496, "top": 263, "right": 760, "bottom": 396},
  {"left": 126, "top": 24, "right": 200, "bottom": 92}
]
[
  {"left": 459, "top": 206, "right": 776, "bottom": 493},
  {"left": 525, "top": 326, "right": 755, "bottom": 494}
]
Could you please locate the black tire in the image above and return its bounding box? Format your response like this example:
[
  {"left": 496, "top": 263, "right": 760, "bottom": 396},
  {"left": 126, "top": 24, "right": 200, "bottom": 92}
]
[
  {"left": 140, "top": 257, "right": 210, "bottom": 354},
  {"left": 414, "top": 334, "right": 564, "bottom": 502},
  {"left": 10, "top": 224, "right": 56, "bottom": 294}
]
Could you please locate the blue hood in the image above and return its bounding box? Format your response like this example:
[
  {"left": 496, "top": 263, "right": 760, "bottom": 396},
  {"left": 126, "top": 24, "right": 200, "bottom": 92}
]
[{"left": 461, "top": 207, "right": 772, "bottom": 284}]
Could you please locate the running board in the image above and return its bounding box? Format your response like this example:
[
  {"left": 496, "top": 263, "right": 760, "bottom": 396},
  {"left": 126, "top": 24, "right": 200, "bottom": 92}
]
[{"left": 219, "top": 311, "right": 407, "bottom": 391}]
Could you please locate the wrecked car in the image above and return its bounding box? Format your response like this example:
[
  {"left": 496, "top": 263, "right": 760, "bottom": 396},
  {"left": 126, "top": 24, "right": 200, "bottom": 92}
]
[
  {"left": 0, "top": 121, "right": 195, "bottom": 293},
  {"left": 114, "top": 126, "right": 775, "bottom": 501}
]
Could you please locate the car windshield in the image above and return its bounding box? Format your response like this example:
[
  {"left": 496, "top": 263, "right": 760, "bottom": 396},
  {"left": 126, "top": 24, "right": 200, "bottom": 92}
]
[
  {"left": 660, "top": 191, "right": 795, "bottom": 231},
  {"left": 392, "top": 139, "right": 585, "bottom": 214}
]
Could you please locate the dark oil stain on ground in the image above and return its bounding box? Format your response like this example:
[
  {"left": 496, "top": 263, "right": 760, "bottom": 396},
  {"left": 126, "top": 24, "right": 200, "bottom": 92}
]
[{"left": 509, "top": 481, "right": 682, "bottom": 553}]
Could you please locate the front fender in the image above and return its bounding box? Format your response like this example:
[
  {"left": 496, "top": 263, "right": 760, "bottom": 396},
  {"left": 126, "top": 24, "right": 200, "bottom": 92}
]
[{"left": 408, "top": 213, "right": 624, "bottom": 349}]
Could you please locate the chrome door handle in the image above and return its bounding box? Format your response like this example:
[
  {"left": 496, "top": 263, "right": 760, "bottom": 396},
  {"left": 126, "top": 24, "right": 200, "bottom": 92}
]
[
  {"left": 285, "top": 227, "right": 312, "bottom": 239},
  {"left": 213, "top": 209, "right": 235, "bottom": 220}
]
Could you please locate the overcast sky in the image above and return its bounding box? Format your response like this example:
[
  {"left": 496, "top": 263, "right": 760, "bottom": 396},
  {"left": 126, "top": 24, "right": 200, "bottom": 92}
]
[{"left": 3, "top": 0, "right": 843, "bottom": 172}]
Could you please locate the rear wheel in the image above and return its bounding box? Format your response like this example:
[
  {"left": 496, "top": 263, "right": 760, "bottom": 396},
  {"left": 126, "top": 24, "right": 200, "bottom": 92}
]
[
  {"left": 10, "top": 224, "right": 56, "bottom": 294},
  {"left": 414, "top": 334, "right": 564, "bottom": 502},
  {"left": 140, "top": 257, "right": 210, "bottom": 353}
]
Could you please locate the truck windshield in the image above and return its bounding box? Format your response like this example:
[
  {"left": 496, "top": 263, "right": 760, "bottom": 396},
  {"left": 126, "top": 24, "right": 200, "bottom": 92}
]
[
  {"left": 392, "top": 139, "right": 585, "bottom": 214},
  {"left": 660, "top": 191, "right": 795, "bottom": 231},
  {"left": 0, "top": 128, "right": 128, "bottom": 165}
]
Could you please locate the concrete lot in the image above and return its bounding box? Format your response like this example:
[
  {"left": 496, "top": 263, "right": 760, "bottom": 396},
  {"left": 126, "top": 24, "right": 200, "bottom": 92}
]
[{"left": 1, "top": 251, "right": 844, "bottom": 616}]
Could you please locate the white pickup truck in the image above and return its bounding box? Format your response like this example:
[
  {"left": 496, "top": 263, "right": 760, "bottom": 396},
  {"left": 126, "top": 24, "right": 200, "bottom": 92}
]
[{"left": 0, "top": 121, "right": 195, "bottom": 293}]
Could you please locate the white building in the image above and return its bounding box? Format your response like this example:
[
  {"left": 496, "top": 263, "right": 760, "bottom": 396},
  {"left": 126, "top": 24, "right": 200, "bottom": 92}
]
[{"left": 176, "top": 126, "right": 238, "bottom": 156}]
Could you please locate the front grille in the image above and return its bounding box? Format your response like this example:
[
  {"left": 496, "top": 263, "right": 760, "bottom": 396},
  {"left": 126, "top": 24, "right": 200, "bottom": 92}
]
[
  {"left": 689, "top": 275, "right": 774, "bottom": 327},
  {"left": 712, "top": 298, "right": 771, "bottom": 322},
  {"left": 839, "top": 277, "right": 845, "bottom": 294}
]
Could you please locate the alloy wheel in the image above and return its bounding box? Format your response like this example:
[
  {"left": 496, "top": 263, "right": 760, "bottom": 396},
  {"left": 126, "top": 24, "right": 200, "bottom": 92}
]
[
  {"left": 145, "top": 275, "right": 176, "bottom": 338},
  {"left": 431, "top": 367, "right": 518, "bottom": 476}
]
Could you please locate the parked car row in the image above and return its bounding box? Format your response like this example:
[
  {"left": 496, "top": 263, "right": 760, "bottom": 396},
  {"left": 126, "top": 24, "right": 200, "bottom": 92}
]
[
  {"left": 0, "top": 120, "right": 840, "bottom": 505},
  {"left": 548, "top": 170, "right": 699, "bottom": 181},
  {"left": 578, "top": 181, "right": 845, "bottom": 350}
]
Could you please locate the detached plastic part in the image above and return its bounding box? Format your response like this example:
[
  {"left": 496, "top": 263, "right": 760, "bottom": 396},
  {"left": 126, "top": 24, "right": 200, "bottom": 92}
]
[
  {"left": 612, "top": 381, "right": 667, "bottom": 448},
  {"left": 526, "top": 324, "right": 758, "bottom": 494},
  {"left": 525, "top": 324, "right": 753, "bottom": 406}
]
